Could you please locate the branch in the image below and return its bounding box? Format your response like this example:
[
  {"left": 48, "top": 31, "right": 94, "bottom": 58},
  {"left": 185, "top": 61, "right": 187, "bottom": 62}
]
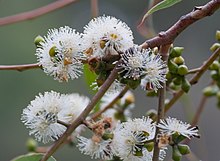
[
  {"left": 152, "top": 44, "right": 170, "bottom": 161},
  {"left": 40, "top": 64, "right": 119, "bottom": 161},
  {"left": 90, "top": 85, "right": 129, "bottom": 120},
  {"left": 141, "top": 0, "right": 220, "bottom": 49},
  {"left": 165, "top": 47, "right": 220, "bottom": 112},
  {"left": 0, "top": 63, "right": 40, "bottom": 71},
  {"left": 0, "top": 0, "right": 78, "bottom": 26},
  {"left": 91, "top": 0, "right": 99, "bottom": 18}
]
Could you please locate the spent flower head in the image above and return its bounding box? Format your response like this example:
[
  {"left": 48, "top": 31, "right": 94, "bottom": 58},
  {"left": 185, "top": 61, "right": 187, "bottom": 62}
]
[
  {"left": 157, "top": 117, "right": 199, "bottom": 139},
  {"left": 36, "top": 26, "right": 85, "bottom": 82},
  {"left": 82, "top": 15, "right": 134, "bottom": 58}
]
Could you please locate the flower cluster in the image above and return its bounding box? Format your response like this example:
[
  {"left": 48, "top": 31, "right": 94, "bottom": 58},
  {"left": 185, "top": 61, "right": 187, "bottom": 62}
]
[{"left": 21, "top": 91, "right": 90, "bottom": 143}]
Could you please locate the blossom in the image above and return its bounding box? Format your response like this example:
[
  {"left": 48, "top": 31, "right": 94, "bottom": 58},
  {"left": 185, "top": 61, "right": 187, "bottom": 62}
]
[
  {"left": 157, "top": 117, "right": 199, "bottom": 139},
  {"left": 119, "top": 46, "right": 167, "bottom": 91},
  {"left": 77, "top": 136, "right": 113, "bottom": 160},
  {"left": 36, "top": 26, "right": 85, "bottom": 82},
  {"left": 21, "top": 91, "right": 66, "bottom": 143},
  {"left": 112, "top": 117, "right": 156, "bottom": 160},
  {"left": 82, "top": 15, "right": 134, "bottom": 58},
  {"left": 21, "top": 91, "right": 90, "bottom": 143}
]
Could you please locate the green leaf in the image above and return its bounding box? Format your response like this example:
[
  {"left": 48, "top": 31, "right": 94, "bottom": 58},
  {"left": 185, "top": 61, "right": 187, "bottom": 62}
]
[
  {"left": 141, "top": 0, "right": 182, "bottom": 24},
  {"left": 83, "top": 64, "right": 97, "bottom": 93},
  {"left": 11, "top": 153, "right": 56, "bottom": 161}
]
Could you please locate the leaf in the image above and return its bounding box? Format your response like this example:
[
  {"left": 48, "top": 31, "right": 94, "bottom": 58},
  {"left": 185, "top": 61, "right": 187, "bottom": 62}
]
[
  {"left": 141, "top": 0, "right": 182, "bottom": 24},
  {"left": 83, "top": 64, "right": 97, "bottom": 93},
  {"left": 11, "top": 153, "right": 56, "bottom": 161}
]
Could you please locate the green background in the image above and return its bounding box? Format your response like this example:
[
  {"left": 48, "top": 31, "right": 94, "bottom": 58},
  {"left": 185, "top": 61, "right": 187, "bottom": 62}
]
[{"left": 0, "top": 0, "right": 220, "bottom": 160}]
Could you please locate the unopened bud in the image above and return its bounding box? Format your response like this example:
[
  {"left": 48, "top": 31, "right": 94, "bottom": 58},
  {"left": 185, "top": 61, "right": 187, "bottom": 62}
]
[
  {"left": 216, "top": 30, "right": 220, "bottom": 41},
  {"left": 168, "top": 60, "right": 178, "bottom": 74},
  {"left": 172, "top": 145, "right": 182, "bottom": 161},
  {"left": 34, "top": 35, "right": 44, "bottom": 47},
  {"left": 173, "top": 56, "right": 184, "bottom": 65},
  {"left": 181, "top": 78, "right": 191, "bottom": 93},
  {"left": 209, "top": 60, "right": 220, "bottom": 70},
  {"left": 145, "top": 142, "right": 154, "bottom": 152},
  {"left": 210, "top": 70, "right": 220, "bottom": 80},
  {"left": 173, "top": 76, "right": 183, "bottom": 85},
  {"left": 26, "top": 138, "right": 37, "bottom": 152},
  {"left": 177, "top": 65, "right": 188, "bottom": 75},
  {"left": 210, "top": 43, "right": 220, "bottom": 52},
  {"left": 177, "top": 144, "right": 190, "bottom": 155},
  {"left": 203, "top": 85, "right": 218, "bottom": 96},
  {"left": 146, "top": 109, "right": 157, "bottom": 121},
  {"left": 169, "top": 47, "right": 184, "bottom": 58}
]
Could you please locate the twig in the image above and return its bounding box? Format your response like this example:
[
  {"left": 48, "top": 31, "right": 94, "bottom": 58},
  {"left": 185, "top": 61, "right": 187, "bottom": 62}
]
[
  {"left": 90, "top": 85, "right": 130, "bottom": 120},
  {"left": 152, "top": 44, "right": 170, "bottom": 161},
  {"left": 140, "top": 0, "right": 220, "bottom": 49},
  {"left": 0, "top": 63, "right": 40, "bottom": 71},
  {"left": 91, "top": 0, "right": 99, "bottom": 18},
  {"left": 0, "top": 0, "right": 78, "bottom": 26},
  {"left": 187, "top": 67, "right": 201, "bottom": 74},
  {"left": 40, "top": 63, "right": 119, "bottom": 161},
  {"left": 165, "top": 47, "right": 220, "bottom": 112}
]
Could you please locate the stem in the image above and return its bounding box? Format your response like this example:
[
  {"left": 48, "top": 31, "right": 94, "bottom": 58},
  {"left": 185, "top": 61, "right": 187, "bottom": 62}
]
[
  {"left": 0, "top": 0, "right": 78, "bottom": 26},
  {"left": 40, "top": 64, "right": 119, "bottom": 161},
  {"left": 0, "top": 63, "right": 40, "bottom": 71},
  {"left": 152, "top": 44, "right": 170, "bottom": 161},
  {"left": 91, "top": 0, "right": 99, "bottom": 18},
  {"left": 140, "top": 0, "right": 220, "bottom": 49},
  {"left": 90, "top": 85, "right": 129, "bottom": 120},
  {"left": 57, "top": 120, "right": 70, "bottom": 128},
  {"left": 165, "top": 47, "right": 220, "bottom": 112},
  {"left": 187, "top": 67, "right": 201, "bottom": 74}
]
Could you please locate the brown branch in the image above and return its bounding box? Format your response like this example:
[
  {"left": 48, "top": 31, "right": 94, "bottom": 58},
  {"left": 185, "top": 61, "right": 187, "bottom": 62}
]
[
  {"left": 40, "top": 64, "right": 119, "bottom": 161},
  {"left": 90, "top": 85, "right": 130, "bottom": 120},
  {"left": 0, "top": 0, "right": 78, "bottom": 26},
  {"left": 91, "top": 0, "right": 99, "bottom": 18},
  {"left": 165, "top": 47, "right": 220, "bottom": 112},
  {"left": 141, "top": 0, "right": 220, "bottom": 49},
  {"left": 0, "top": 63, "right": 40, "bottom": 71},
  {"left": 152, "top": 44, "right": 170, "bottom": 161}
]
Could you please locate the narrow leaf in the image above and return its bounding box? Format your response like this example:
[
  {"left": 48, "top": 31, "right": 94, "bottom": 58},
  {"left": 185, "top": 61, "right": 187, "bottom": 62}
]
[
  {"left": 141, "top": 0, "right": 182, "bottom": 24},
  {"left": 11, "top": 153, "right": 56, "bottom": 161}
]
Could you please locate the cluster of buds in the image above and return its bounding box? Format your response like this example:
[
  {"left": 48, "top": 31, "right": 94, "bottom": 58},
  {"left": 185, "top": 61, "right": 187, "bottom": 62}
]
[
  {"left": 203, "top": 30, "right": 220, "bottom": 108},
  {"left": 166, "top": 46, "right": 191, "bottom": 93}
]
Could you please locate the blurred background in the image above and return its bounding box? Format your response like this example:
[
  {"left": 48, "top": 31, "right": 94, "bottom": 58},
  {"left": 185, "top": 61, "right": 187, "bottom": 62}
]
[{"left": 0, "top": 0, "right": 220, "bottom": 160}]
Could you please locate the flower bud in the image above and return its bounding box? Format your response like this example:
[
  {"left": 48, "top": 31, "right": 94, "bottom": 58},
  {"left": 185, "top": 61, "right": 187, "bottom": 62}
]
[
  {"left": 216, "top": 30, "right": 220, "bottom": 41},
  {"left": 181, "top": 78, "right": 191, "bottom": 93},
  {"left": 177, "top": 144, "right": 190, "bottom": 155},
  {"left": 203, "top": 85, "right": 218, "bottom": 96},
  {"left": 169, "top": 82, "right": 180, "bottom": 90},
  {"left": 210, "top": 43, "right": 220, "bottom": 52},
  {"left": 177, "top": 65, "right": 188, "bottom": 75},
  {"left": 210, "top": 70, "right": 220, "bottom": 80},
  {"left": 169, "top": 47, "right": 184, "bottom": 58},
  {"left": 34, "top": 35, "right": 44, "bottom": 47},
  {"left": 173, "top": 56, "right": 185, "bottom": 65},
  {"left": 26, "top": 138, "right": 37, "bottom": 152},
  {"left": 168, "top": 60, "right": 178, "bottom": 74},
  {"left": 146, "top": 109, "right": 157, "bottom": 121},
  {"left": 173, "top": 76, "right": 183, "bottom": 85},
  {"left": 172, "top": 145, "right": 182, "bottom": 161},
  {"left": 209, "top": 60, "right": 220, "bottom": 70},
  {"left": 125, "top": 93, "right": 135, "bottom": 105}
]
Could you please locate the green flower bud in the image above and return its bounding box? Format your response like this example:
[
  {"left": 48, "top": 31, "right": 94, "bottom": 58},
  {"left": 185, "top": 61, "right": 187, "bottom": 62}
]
[
  {"left": 177, "top": 65, "right": 188, "bottom": 75},
  {"left": 210, "top": 43, "right": 220, "bottom": 52},
  {"left": 26, "top": 138, "right": 37, "bottom": 152},
  {"left": 102, "top": 133, "right": 113, "bottom": 140},
  {"left": 181, "top": 78, "right": 191, "bottom": 93},
  {"left": 169, "top": 47, "right": 184, "bottom": 58},
  {"left": 172, "top": 145, "right": 182, "bottom": 161},
  {"left": 49, "top": 46, "right": 58, "bottom": 57},
  {"left": 216, "top": 30, "right": 220, "bottom": 41},
  {"left": 173, "top": 76, "right": 183, "bottom": 85},
  {"left": 166, "top": 71, "right": 173, "bottom": 80},
  {"left": 178, "top": 144, "right": 190, "bottom": 155},
  {"left": 145, "top": 142, "right": 154, "bottom": 152},
  {"left": 203, "top": 85, "right": 218, "bottom": 96},
  {"left": 209, "top": 60, "right": 220, "bottom": 70},
  {"left": 168, "top": 60, "right": 179, "bottom": 74},
  {"left": 169, "top": 82, "right": 180, "bottom": 90},
  {"left": 210, "top": 70, "right": 220, "bottom": 80},
  {"left": 34, "top": 35, "right": 44, "bottom": 47},
  {"left": 173, "top": 56, "right": 185, "bottom": 65},
  {"left": 146, "top": 109, "right": 157, "bottom": 121}
]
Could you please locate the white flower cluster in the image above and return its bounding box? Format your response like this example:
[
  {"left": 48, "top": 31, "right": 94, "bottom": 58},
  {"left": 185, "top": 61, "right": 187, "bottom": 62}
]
[
  {"left": 76, "top": 116, "right": 199, "bottom": 161},
  {"left": 35, "top": 15, "right": 167, "bottom": 92},
  {"left": 21, "top": 91, "right": 90, "bottom": 143}
]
